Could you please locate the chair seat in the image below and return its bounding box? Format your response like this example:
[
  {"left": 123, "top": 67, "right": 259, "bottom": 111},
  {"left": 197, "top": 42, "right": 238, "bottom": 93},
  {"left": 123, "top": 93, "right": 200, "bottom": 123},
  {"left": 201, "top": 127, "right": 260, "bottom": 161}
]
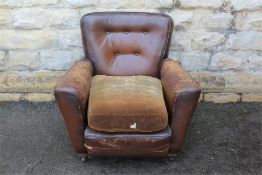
[{"left": 87, "top": 75, "right": 168, "bottom": 132}]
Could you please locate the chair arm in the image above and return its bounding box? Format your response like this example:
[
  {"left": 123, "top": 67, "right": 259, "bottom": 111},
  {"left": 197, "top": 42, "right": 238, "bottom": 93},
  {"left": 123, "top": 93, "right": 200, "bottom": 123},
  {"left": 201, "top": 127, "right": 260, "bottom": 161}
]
[
  {"left": 160, "top": 58, "right": 201, "bottom": 153},
  {"left": 54, "top": 59, "right": 93, "bottom": 153}
]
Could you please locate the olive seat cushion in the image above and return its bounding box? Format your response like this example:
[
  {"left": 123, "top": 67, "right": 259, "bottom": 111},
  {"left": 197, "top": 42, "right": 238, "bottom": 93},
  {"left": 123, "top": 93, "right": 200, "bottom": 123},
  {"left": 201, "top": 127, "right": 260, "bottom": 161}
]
[{"left": 87, "top": 75, "right": 168, "bottom": 132}]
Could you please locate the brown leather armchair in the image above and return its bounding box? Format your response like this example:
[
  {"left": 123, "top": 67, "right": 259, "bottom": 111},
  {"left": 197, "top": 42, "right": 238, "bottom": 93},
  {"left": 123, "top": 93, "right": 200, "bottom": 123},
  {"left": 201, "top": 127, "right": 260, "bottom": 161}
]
[{"left": 54, "top": 12, "right": 201, "bottom": 161}]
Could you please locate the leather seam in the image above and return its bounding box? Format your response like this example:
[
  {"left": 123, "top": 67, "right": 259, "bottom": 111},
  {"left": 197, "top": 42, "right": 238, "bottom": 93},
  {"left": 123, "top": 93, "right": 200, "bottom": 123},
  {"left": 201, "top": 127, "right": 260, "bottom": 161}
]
[
  {"left": 84, "top": 144, "right": 170, "bottom": 150},
  {"left": 88, "top": 114, "right": 166, "bottom": 116}
]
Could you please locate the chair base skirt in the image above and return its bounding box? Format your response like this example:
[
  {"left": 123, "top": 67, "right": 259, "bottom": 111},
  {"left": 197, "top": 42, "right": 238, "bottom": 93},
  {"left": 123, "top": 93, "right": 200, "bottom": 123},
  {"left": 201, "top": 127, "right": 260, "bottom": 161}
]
[{"left": 84, "top": 126, "right": 171, "bottom": 158}]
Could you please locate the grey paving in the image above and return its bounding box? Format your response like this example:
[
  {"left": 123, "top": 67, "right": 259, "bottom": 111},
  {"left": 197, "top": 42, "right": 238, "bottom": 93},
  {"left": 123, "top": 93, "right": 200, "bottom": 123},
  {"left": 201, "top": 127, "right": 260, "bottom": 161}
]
[{"left": 0, "top": 102, "right": 261, "bottom": 175}]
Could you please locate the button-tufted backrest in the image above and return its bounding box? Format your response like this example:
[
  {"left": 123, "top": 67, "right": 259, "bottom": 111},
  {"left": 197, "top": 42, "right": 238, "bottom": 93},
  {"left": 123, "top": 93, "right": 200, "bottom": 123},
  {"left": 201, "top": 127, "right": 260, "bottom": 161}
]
[{"left": 81, "top": 12, "right": 173, "bottom": 77}]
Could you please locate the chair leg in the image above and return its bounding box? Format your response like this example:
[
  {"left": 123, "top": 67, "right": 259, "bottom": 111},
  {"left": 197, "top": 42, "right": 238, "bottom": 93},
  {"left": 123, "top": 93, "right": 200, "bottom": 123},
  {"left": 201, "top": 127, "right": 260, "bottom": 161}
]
[
  {"left": 81, "top": 157, "right": 87, "bottom": 162},
  {"left": 77, "top": 153, "right": 88, "bottom": 163},
  {"left": 168, "top": 153, "right": 178, "bottom": 161}
]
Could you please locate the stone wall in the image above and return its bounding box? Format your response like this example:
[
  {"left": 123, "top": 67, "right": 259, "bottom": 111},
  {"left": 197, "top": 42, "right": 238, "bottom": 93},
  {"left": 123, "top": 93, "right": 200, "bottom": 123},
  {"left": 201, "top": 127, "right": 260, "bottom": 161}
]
[{"left": 0, "top": 0, "right": 261, "bottom": 103}]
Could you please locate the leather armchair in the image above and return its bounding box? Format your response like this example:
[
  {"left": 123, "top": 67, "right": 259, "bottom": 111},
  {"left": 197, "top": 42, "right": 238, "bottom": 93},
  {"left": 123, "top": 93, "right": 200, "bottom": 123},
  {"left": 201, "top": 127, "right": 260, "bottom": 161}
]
[{"left": 54, "top": 12, "right": 201, "bottom": 161}]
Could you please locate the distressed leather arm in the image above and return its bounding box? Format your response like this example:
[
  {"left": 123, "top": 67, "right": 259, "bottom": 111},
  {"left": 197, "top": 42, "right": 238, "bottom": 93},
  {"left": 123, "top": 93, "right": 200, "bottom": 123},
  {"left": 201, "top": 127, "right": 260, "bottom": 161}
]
[
  {"left": 161, "top": 58, "right": 201, "bottom": 153},
  {"left": 54, "top": 59, "right": 93, "bottom": 153}
]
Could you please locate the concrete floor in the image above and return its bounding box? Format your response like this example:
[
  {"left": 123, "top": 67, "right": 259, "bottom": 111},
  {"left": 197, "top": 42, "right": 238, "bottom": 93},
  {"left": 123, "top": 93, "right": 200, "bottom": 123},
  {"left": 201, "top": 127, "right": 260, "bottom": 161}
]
[{"left": 0, "top": 101, "right": 261, "bottom": 175}]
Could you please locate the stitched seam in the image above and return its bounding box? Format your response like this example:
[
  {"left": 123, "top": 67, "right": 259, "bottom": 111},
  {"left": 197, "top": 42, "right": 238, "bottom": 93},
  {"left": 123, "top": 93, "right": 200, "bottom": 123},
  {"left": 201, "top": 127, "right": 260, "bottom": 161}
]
[{"left": 88, "top": 114, "right": 166, "bottom": 116}]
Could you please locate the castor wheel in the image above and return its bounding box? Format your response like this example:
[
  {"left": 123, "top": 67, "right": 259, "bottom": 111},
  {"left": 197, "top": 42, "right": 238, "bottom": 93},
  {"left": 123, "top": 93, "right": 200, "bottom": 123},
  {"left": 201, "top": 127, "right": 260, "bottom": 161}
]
[
  {"left": 168, "top": 155, "right": 175, "bottom": 161},
  {"left": 77, "top": 153, "right": 88, "bottom": 162},
  {"left": 81, "top": 157, "right": 87, "bottom": 162},
  {"left": 168, "top": 153, "right": 177, "bottom": 161}
]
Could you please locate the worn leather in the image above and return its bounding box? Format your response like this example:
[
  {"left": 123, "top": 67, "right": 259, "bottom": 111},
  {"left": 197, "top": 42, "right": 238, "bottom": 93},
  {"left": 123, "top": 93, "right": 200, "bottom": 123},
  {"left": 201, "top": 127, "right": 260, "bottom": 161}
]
[
  {"left": 81, "top": 12, "right": 173, "bottom": 77},
  {"left": 160, "top": 59, "right": 201, "bottom": 153},
  {"left": 54, "top": 59, "right": 93, "bottom": 153},
  {"left": 84, "top": 126, "right": 171, "bottom": 157},
  {"left": 88, "top": 75, "right": 168, "bottom": 132}
]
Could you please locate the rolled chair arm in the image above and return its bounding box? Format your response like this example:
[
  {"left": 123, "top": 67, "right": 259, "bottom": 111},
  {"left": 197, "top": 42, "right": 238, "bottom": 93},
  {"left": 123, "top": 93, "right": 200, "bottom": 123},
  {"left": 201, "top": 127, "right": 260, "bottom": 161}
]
[
  {"left": 54, "top": 59, "right": 93, "bottom": 153},
  {"left": 161, "top": 58, "right": 201, "bottom": 153}
]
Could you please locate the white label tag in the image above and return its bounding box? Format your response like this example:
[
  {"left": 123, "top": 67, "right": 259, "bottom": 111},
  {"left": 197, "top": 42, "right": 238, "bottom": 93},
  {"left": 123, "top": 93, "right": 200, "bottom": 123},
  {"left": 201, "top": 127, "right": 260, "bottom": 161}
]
[{"left": 130, "top": 122, "right": 136, "bottom": 129}]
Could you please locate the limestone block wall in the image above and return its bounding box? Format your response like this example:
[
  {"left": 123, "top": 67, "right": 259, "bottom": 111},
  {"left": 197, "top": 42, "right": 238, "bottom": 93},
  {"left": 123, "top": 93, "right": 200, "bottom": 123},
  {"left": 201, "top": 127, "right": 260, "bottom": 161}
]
[{"left": 0, "top": 0, "right": 261, "bottom": 103}]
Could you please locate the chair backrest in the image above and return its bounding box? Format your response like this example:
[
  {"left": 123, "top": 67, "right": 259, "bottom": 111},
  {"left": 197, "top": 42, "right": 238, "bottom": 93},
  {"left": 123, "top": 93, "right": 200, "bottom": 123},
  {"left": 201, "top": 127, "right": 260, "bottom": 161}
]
[{"left": 81, "top": 12, "right": 173, "bottom": 77}]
